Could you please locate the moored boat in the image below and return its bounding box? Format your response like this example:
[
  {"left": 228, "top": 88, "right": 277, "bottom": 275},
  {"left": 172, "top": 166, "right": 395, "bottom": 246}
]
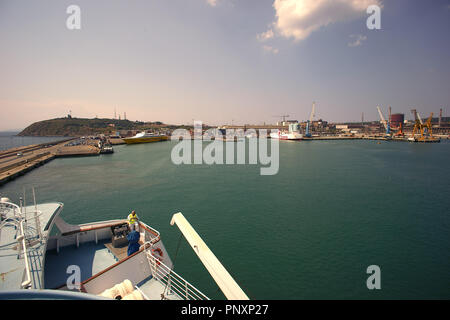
[
  {"left": 123, "top": 132, "right": 169, "bottom": 145},
  {"left": 269, "top": 130, "right": 303, "bottom": 140},
  {"left": 270, "top": 123, "right": 303, "bottom": 141}
]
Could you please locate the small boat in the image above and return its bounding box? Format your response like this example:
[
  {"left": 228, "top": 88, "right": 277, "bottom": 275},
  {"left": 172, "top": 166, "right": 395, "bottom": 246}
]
[
  {"left": 100, "top": 144, "right": 114, "bottom": 154},
  {"left": 123, "top": 132, "right": 169, "bottom": 145}
]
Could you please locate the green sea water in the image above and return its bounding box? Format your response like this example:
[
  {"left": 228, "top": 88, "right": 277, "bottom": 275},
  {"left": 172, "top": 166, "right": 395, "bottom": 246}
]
[{"left": 1, "top": 139, "right": 449, "bottom": 299}]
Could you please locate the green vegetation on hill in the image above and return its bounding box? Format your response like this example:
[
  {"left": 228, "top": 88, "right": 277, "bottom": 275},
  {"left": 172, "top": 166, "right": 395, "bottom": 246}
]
[{"left": 18, "top": 117, "right": 167, "bottom": 136}]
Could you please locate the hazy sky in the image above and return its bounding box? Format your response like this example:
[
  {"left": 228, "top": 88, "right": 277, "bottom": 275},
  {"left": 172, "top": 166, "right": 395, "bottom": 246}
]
[{"left": 1, "top": 0, "right": 449, "bottom": 130}]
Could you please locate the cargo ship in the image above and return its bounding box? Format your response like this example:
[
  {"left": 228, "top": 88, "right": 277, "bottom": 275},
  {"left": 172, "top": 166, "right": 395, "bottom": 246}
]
[{"left": 123, "top": 132, "right": 169, "bottom": 145}]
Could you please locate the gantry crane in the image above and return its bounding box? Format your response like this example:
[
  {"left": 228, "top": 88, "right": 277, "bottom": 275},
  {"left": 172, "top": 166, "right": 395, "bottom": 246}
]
[
  {"left": 422, "top": 112, "right": 434, "bottom": 137},
  {"left": 410, "top": 110, "right": 437, "bottom": 142},
  {"left": 410, "top": 109, "right": 421, "bottom": 141}
]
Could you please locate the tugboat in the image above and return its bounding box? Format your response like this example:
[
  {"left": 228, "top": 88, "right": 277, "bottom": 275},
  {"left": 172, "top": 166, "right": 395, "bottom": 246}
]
[{"left": 100, "top": 143, "right": 114, "bottom": 154}]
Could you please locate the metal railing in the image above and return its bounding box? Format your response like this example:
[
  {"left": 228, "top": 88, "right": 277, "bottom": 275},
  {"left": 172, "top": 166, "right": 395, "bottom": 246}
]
[
  {"left": 145, "top": 246, "right": 209, "bottom": 300},
  {"left": 21, "top": 208, "right": 43, "bottom": 242},
  {"left": 18, "top": 218, "right": 32, "bottom": 288},
  {"left": 0, "top": 201, "right": 32, "bottom": 289},
  {"left": 139, "top": 221, "right": 161, "bottom": 245},
  {"left": 2, "top": 201, "right": 44, "bottom": 242}
]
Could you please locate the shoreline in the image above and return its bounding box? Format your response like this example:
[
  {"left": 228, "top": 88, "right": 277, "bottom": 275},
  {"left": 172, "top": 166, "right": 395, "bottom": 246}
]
[
  {"left": 0, "top": 138, "right": 102, "bottom": 186},
  {"left": 0, "top": 134, "right": 448, "bottom": 187}
]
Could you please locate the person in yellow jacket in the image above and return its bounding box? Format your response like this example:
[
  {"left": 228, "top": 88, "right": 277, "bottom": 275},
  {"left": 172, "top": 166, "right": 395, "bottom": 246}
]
[{"left": 127, "top": 210, "right": 139, "bottom": 232}]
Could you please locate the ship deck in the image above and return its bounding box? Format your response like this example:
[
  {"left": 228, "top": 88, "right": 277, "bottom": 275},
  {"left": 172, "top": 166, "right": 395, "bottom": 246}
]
[
  {"left": 2, "top": 200, "right": 203, "bottom": 300},
  {"left": 136, "top": 277, "right": 182, "bottom": 300},
  {"left": 44, "top": 240, "right": 118, "bottom": 290},
  {"left": 0, "top": 202, "right": 63, "bottom": 290}
]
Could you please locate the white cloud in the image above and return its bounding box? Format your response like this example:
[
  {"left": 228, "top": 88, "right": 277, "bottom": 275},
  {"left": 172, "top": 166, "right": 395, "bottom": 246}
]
[
  {"left": 257, "top": 29, "right": 275, "bottom": 42},
  {"left": 348, "top": 34, "right": 367, "bottom": 47},
  {"left": 206, "top": 0, "right": 218, "bottom": 7},
  {"left": 265, "top": 0, "right": 382, "bottom": 42},
  {"left": 263, "top": 45, "right": 279, "bottom": 54}
]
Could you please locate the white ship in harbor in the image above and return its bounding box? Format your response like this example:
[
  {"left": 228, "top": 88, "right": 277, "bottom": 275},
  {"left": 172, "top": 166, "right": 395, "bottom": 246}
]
[
  {"left": 0, "top": 191, "right": 248, "bottom": 300},
  {"left": 270, "top": 123, "right": 303, "bottom": 141}
]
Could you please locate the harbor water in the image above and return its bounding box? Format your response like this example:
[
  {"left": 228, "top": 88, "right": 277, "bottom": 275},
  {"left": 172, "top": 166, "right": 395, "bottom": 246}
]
[
  {"left": 0, "top": 139, "right": 449, "bottom": 299},
  {"left": 0, "top": 132, "right": 69, "bottom": 151}
]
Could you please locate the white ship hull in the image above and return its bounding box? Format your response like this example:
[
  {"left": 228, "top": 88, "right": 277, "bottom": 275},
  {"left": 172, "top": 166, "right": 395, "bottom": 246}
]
[{"left": 270, "top": 131, "right": 303, "bottom": 140}]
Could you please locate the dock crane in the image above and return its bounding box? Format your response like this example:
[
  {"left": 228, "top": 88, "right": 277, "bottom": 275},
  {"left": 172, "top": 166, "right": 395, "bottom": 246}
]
[
  {"left": 409, "top": 110, "right": 438, "bottom": 142},
  {"left": 410, "top": 109, "right": 421, "bottom": 141},
  {"left": 305, "top": 102, "right": 316, "bottom": 138},
  {"left": 423, "top": 112, "right": 434, "bottom": 136},
  {"left": 376, "top": 106, "right": 391, "bottom": 137},
  {"left": 393, "top": 122, "right": 404, "bottom": 137}
]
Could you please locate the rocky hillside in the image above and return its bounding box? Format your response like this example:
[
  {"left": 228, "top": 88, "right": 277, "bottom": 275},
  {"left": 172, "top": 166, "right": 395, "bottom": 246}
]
[{"left": 18, "top": 117, "right": 162, "bottom": 136}]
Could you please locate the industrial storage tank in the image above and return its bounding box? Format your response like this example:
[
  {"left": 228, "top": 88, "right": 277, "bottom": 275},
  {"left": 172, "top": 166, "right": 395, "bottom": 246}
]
[{"left": 390, "top": 113, "right": 404, "bottom": 129}]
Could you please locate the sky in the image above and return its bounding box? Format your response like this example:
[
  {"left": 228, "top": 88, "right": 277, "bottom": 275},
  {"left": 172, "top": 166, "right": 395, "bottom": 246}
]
[{"left": 0, "top": 0, "right": 449, "bottom": 130}]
